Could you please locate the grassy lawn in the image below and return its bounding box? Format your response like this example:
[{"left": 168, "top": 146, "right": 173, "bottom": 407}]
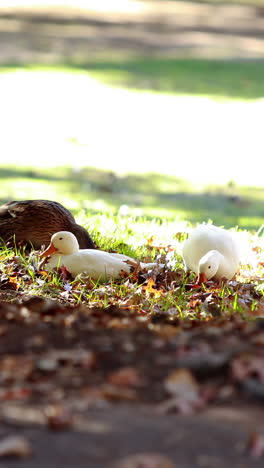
[
  {"left": 79, "top": 59, "right": 264, "bottom": 100},
  {"left": 1, "top": 166, "right": 264, "bottom": 233},
  {"left": 0, "top": 57, "right": 263, "bottom": 320},
  {"left": 1, "top": 64, "right": 263, "bottom": 188},
  {"left": 0, "top": 164, "right": 264, "bottom": 321},
  {"left": 3, "top": 59, "right": 264, "bottom": 100}
]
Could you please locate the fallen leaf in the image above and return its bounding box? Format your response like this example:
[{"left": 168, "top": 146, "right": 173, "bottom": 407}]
[
  {"left": 38, "top": 270, "right": 50, "bottom": 277},
  {"left": 44, "top": 405, "right": 74, "bottom": 431},
  {"left": 161, "top": 368, "right": 203, "bottom": 414},
  {"left": 146, "top": 236, "right": 174, "bottom": 252},
  {"left": 147, "top": 236, "right": 155, "bottom": 247},
  {"left": 102, "top": 384, "right": 138, "bottom": 401},
  {"left": 165, "top": 368, "right": 199, "bottom": 400},
  {"left": 0, "top": 388, "right": 32, "bottom": 401},
  {"left": 9, "top": 276, "right": 21, "bottom": 289},
  {"left": 0, "top": 436, "right": 32, "bottom": 458},
  {"left": 143, "top": 277, "right": 163, "bottom": 297},
  {"left": 59, "top": 265, "right": 72, "bottom": 281},
  {"left": 108, "top": 367, "right": 142, "bottom": 387}
]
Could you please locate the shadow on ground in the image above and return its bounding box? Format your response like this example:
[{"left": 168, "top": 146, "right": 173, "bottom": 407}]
[
  {"left": 1, "top": 405, "right": 263, "bottom": 468},
  {"left": 1, "top": 166, "right": 264, "bottom": 230},
  {"left": 70, "top": 57, "right": 264, "bottom": 100},
  {"left": 0, "top": 1, "right": 264, "bottom": 99},
  {"left": 0, "top": 297, "right": 263, "bottom": 467}
]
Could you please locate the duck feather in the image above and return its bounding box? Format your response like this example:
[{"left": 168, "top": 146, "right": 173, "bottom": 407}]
[{"left": 0, "top": 200, "right": 95, "bottom": 250}]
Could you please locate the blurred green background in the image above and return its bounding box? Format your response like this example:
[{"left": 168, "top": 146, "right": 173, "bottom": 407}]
[{"left": 0, "top": 0, "right": 263, "bottom": 231}]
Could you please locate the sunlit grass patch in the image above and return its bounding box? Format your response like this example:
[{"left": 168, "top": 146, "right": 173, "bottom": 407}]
[
  {"left": 1, "top": 59, "right": 264, "bottom": 100},
  {"left": 2, "top": 165, "right": 264, "bottom": 232},
  {"left": 0, "top": 67, "right": 263, "bottom": 191},
  {"left": 78, "top": 58, "right": 264, "bottom": 100},
  {"left": 1, "top": 165, "right": 264, "bottom": 234},
  {"left": 0, "top": 208, "right": 263, "bottom": 322}
]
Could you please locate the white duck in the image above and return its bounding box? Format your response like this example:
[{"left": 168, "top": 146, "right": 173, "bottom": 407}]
[
  {"left": 182, "top": 224, "right": 241, "bottom": 284},
  {"left": 40, "top": 231, "right": 158, "bottom": 281}
]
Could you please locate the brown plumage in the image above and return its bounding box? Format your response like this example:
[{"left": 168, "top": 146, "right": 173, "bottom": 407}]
[{"left": 0, "top": 199, "right": 96, "bottom": 250}]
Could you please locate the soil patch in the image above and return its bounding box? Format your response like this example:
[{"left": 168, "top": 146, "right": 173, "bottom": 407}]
[{"left": 0, "top": 296, "right": 263, "bottom": 466}]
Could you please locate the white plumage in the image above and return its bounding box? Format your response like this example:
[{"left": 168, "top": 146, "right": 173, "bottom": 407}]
[
  {"left": 40, "top": 231, "right": 157, "bottom": 281},
  {"left": 182, "top": 224, "right": 241, "bottom": 282}
]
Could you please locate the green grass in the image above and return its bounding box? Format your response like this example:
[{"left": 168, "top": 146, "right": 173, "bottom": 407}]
[
  {"left": 81, "top": 58, "right": 264, "bottom": 100},
  {"left": 1, "top": 59, "right": 264, "bottom": 100},
  {"left": 0, "top": 53, "right": 263, "bottom": 321},
  {"left": 0, "top": 202, "right": 263, "bottom": 322},
  {"left": 1, "top": 165, "right": 264, "bottom": 232},
  {"left": 1, "top": 165, "right": 263, "bottom": 321}
]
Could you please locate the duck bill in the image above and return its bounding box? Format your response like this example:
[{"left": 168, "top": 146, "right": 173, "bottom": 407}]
[
  {"left": 40, "top": 242, "right": 58, "bottom": 258},
  {"left": 197, "top": 272, "right": 208, "bottom": 284}
]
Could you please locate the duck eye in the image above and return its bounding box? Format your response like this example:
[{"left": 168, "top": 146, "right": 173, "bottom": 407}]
[
  {"left": 59, "top": 237, "right": 63, "bottom": 240},
  {"left": 208, "top": 265, "right": 211, "bottom": 269}
]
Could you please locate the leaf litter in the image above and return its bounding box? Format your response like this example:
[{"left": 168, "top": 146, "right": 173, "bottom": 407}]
[{"left": 0, "top": 231, "right": 263, "bottom": 459}]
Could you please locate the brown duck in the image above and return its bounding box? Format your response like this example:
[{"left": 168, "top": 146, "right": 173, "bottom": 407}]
[{"left": 0, "top": 199, "right": 96, "bottom": 249}]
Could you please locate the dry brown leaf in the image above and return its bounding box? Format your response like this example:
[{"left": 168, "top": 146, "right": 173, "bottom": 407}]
[
  {"left": 107, "top": 367, "right": 142, "bottom": 387},
  {"left": 0, "top": 388, "right": 32, "bottom": 401},
  {"left": 102, "top": 384, "right": 138, "bottom": 401}
]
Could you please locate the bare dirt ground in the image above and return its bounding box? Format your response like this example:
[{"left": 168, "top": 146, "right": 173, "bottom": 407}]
[
  {"left": 1, "top": 405, "right": 264, "bottom": 467},
  {"left": 0, "top": 0, "right": 263, "bottom": 62},
  {"left": 0, "top": 296, "right": 264, "bottom": 466}
]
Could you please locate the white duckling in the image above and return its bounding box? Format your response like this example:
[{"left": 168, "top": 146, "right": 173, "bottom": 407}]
[
  {"left": 182, "top": 224, "right": 241, "bottom": 284},
  {"left": 40, "top": 231, "right": 158, "bottom": 281}
]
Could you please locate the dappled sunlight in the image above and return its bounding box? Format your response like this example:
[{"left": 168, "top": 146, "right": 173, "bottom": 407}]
[
  {"left": 0, "top": 166, "right": 263, "bottom": 231},
  {"left": 0, "top": 69, "right": 263, "bottom": 186},
  {"left": 0, "top": 178, "right": 61, "bottom": 201}
]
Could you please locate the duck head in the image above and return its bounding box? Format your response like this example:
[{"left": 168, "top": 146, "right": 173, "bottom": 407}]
[
  {"left": 197, "top": 250, "right": 223, "bottom": 283},
  {"left": 40, "top": 231, "right": 79, "bottom": 257}
]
